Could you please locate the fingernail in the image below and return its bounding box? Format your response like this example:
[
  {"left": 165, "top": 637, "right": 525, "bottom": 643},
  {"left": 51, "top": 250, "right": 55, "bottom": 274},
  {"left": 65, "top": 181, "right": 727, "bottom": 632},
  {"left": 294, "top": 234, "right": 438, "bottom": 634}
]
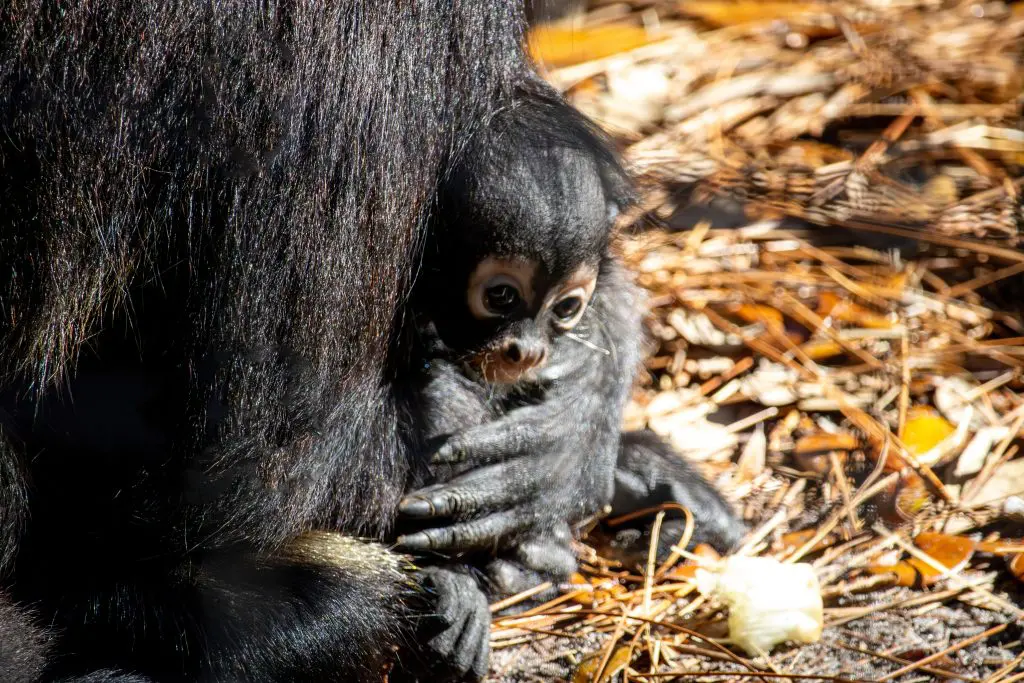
[
  {"left": 396, "top": 532, "right": 429, "bottom": 550},
  {"left": 399, "top": 498, "right": 432, "bottom": 517},
  {"left": 432, "top": 446, "right": 458, "bottom": 464}
]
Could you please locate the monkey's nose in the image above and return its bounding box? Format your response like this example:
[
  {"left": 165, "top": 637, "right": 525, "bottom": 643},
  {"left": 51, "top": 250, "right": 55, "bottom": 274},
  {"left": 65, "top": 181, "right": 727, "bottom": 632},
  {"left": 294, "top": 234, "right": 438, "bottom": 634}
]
[{"left": 501, "top": 340, "right": 548, "bottom": 369}]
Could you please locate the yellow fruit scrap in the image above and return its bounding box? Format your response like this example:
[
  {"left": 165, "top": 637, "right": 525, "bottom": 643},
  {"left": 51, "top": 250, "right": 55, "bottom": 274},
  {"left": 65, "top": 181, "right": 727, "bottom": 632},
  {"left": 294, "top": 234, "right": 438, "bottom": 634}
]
[{"left": 900, "top": 406, "right": 956, "bottom": 457}]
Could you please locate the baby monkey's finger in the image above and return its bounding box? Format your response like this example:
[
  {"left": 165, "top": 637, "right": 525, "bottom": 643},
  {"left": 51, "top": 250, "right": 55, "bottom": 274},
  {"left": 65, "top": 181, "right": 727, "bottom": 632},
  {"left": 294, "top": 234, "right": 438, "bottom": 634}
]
[
  {"left": 432, "top": 415, "right": 554, "bottom": 465},
  {"left": 399, "top": 463, "right": 534, "bottom": 519},
  {"left": 398, "top": 483, "right": 445, "bottom": 517},
  {"left": 396, "top": 510, "right": 522, "bottom": 552}
]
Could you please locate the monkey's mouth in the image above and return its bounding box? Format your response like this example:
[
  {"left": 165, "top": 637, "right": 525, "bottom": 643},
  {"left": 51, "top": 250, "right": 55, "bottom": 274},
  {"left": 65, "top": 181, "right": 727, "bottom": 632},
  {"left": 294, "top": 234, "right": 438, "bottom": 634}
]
[{"left": 466, "top": 350, "right": 546, "bottom": 385}]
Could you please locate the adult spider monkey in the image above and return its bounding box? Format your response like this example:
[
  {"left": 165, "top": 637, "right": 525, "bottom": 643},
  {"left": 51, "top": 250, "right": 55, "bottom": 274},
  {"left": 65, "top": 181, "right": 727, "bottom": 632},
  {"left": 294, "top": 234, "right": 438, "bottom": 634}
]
[{"left": 0, "top": 2, "right": 530, "bottom": 680}]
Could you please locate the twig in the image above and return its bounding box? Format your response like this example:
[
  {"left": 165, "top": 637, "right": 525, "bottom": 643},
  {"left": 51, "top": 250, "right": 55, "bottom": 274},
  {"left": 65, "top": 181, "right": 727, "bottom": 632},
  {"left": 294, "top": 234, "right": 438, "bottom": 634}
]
[{"left": 876, "top": 621, "right": 1015, "bottom": 682}]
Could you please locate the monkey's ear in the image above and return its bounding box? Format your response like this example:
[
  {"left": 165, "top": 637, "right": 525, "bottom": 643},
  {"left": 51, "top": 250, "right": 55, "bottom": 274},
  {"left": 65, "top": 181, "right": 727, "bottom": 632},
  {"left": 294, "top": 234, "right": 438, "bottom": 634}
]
[
  {"left": 601, "top": 169, "right": 637, "bottom": 222},
  {"left": 605, "top": 201, "right": 621, "bottom": 225},
  {"left": 595, "top": 150, "right": 637, "bottom": 218}
]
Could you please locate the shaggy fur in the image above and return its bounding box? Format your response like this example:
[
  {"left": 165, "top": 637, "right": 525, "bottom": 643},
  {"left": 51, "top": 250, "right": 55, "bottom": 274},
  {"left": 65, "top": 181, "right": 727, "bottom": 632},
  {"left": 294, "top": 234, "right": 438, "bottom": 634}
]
[
  {"left": 0, "top": 1, "right": 533, "bottom": 680},
  {"left": 0, "top": 593, "right": 48, "bottom": 683}
]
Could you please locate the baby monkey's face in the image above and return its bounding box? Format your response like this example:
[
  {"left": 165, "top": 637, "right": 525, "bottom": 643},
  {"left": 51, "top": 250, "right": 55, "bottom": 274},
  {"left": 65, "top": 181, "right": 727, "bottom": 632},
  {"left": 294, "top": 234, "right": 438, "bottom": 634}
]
[{"left": 460, "top": 255, "right": 597, "bottom": 384}]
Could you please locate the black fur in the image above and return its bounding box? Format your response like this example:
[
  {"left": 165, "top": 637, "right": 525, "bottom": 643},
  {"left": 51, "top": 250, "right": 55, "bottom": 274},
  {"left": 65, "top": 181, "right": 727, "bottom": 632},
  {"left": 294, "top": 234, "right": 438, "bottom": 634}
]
[
  {"left": 0, "top": 421, "right": 46, "bottom": 682},
  {"left": 391, "top": 93, "right": 640, "bottom": 679},
  {"left": 397, "top": 91, "right": 744, "bottom": 561},
  {"left": 58, "top": 673, "right": 152, "bottom": 683},
  {"left": 0, "top": 593, "right": 48, "bottom": 683},
  {"left": 0, "top": 592, "right": 149, "bottom": 682},
  {"left": 394, "top": 93, "right": 746, "bottom": 679},
  {"left": 526, "top": 0, "right": 587, "bottom": 24},
  {"left": 0, "top": 1, "right": 540, "bottom": 680}
]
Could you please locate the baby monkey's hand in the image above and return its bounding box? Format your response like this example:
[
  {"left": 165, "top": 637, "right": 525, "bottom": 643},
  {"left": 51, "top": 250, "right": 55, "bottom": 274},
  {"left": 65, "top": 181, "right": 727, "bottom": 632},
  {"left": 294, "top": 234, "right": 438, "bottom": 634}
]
[{"left": 397, "top": 402, "right": 611, "bottom": 553}]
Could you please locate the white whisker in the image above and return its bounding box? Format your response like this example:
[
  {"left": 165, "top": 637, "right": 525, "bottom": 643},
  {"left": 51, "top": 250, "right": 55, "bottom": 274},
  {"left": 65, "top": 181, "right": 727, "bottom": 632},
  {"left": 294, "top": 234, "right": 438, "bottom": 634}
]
[{"left": 564, "top": 331, "right": 610, "bottom": 356}]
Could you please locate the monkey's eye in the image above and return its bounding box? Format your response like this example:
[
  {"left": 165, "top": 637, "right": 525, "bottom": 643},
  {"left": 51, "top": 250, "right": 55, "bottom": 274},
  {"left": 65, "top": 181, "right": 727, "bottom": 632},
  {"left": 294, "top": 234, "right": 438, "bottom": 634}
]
[
  {"left": 468, "top": 267, "right": 531, "bottom": 320},
  {"left": 485, "top": 283, "right": 521, "bottom": 314},
  {"left": 550, "top": 287, "right": 590, "bottom": 330},
  {"left": 552, "top": 297, "right": 582, "bottom": 320}
]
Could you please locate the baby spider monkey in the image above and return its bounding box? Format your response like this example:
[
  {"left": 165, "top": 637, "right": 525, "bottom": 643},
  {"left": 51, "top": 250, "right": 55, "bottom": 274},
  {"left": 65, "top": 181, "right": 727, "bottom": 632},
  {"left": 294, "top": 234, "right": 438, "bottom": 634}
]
[
  {"left": 395, "top": 88, "right": 745, "bottom": 681},
  {"left": 402, "top": 87, "right": 635, "bottom": 530}
]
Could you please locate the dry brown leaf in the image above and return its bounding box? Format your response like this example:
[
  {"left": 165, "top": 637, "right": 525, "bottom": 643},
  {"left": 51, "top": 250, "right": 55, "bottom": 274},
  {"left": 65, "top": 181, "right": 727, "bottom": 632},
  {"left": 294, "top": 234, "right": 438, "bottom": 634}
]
[
  {"left": 591, "top": 577, "right": 628, "bottom": 603},
  {"left": 736, "top": 424, "right": 767, "bottom": 481},
  {"left": 792, "top": 431, "right": 856, "bottom": 474},
  {"left": 868, "top": 532, "right": 974, "bottom": 588},
  {"left": 922, "top": 175, "right": 959, "bottom": 206},
  {"left": 817, "top": 292, "right": 893, "bottom": 329},
  {"left": 678, "top": 0, "right": 889, "bottom": 39},
  {"left": 934, "top": 376, "right": 984, "bottom": 431},
  {"left": 774, "top": 141, "right": 854, "bottom": 167},
  {"left": 875, "top": 470, "right": 931, "bottom": 523},
  {"left": 965, "top": 458, "right": 1024, "bottom": 507},
  {"left": 800, "top": 338, "right": 844, "bottom": 361},
  {"left": 678, "top": 1, "right": 824, "bottom": 29},
  {"left": 954, "top": 426, "right": 1010, "bottom": 478},
  {"left": 794, "top": 432, "right": 860, "bottom": 454},
  {"left": 568, "top": 572, "right": 594, "bottom": 606},
  {"left": 777, "top": 528, "right": 835, "bottom": 554},
  {"left": 1009, "top": 553, "right": 1024, "bottom": 583},
  {"left": 914, "top": 532, "right": 976, "bottom": 565},
  {"left": 893, "top": 473, "right": 932, "bottom": 520},
  {"left": 976, "top": 539, "right": 1024, "bottom": 554},
  {"left": 528, "top": 24, "right": 658, "bottom": 68},
  {"left": 694, "top": 543, "right": 721, "bottom": 562},
  {"left": 726, "top": 302, "right": 785, "bottom": 332},
  {"left": 667, "top": 543, "right": 721, "bottom": 580},
  {"left": 573, "top": 644, "right": 632, "bottom": 683}
]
